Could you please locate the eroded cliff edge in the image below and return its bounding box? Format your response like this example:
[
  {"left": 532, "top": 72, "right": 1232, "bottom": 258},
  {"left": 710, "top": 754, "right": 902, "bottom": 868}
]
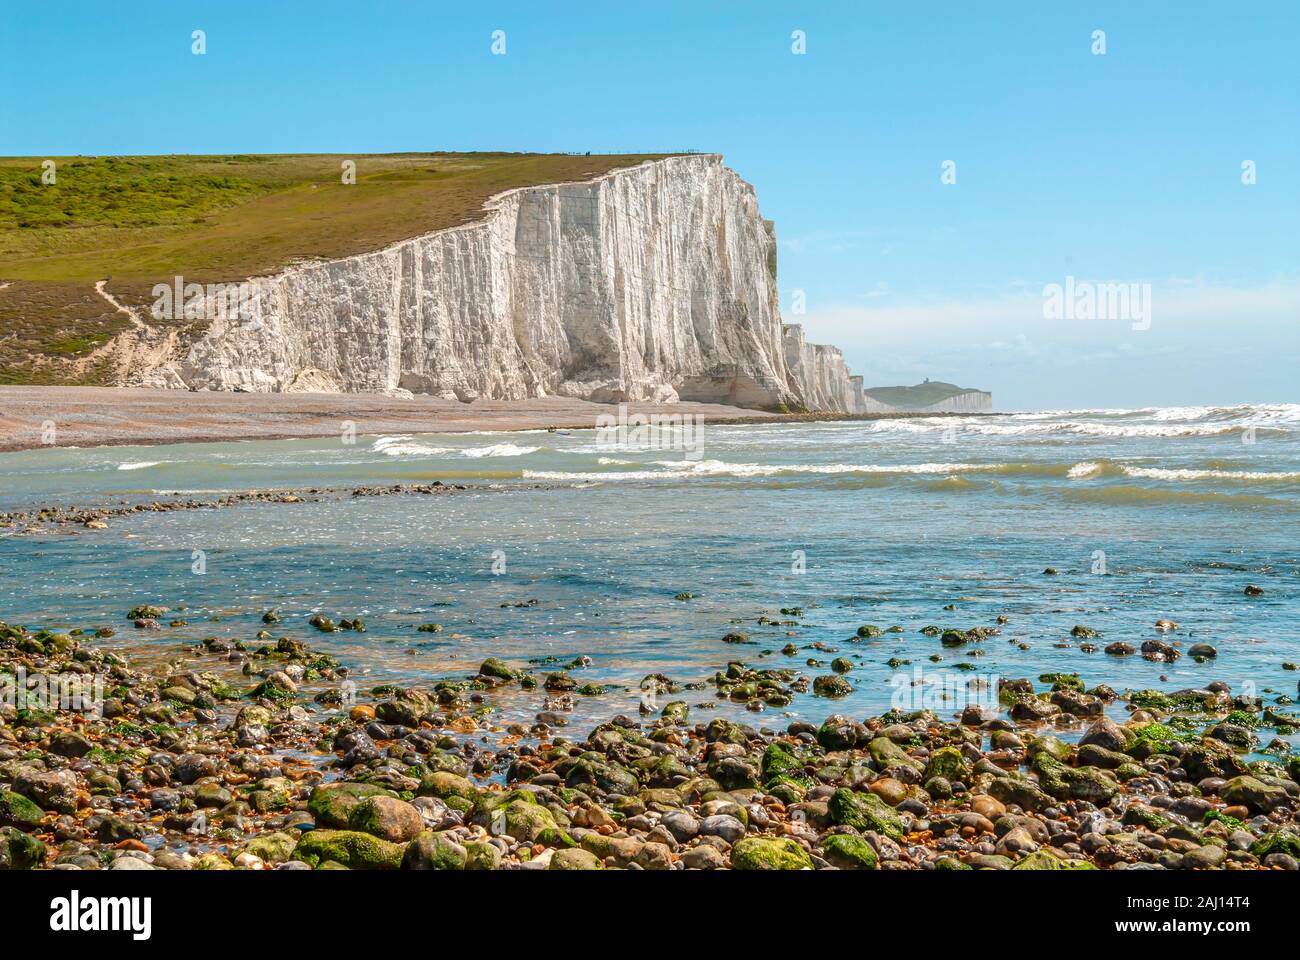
[{"left": 139, "top": 154, "right": 872, "bottom": 412}]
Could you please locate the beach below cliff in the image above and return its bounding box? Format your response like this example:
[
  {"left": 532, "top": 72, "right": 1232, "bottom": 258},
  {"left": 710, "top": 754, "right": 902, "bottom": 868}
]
[{"left": 0, "top": 386, "right": 798, "bottom": 453}]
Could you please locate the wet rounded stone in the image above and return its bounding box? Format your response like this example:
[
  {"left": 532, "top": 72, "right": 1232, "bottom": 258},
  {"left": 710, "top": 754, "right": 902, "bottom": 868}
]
[
  {"left": 680, "top": 844, "right": 726, "bottom": 870},
  {"left": 661, "top": 810, "right": 700, "bottom": 841},
  {"left": 550, "top": 847, "right": 602, "bottom": 870},
  {"left": 350, "top": 795, "right": 425, "bottom": 842},
  {"left": 699, "top": 814, "right": 746, "bottom": 844}
]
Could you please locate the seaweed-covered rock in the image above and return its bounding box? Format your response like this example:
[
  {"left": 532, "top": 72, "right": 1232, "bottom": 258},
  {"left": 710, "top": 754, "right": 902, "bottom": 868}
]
[
  {"left": 812, "top": 675, "right": 853, "bottom": 698},
  {"left": 402, "top": 831, "right": 467, "bottom": 870},
  {"left": 417, "top": 771, "right": 478, "bottom": 803},
  {"left": 1221, "top": 776, "right": 1288, "bottom": 814},
  {"left": 243, "top": 832, "right": 297, "bottom": 864},
  {"left": 0, "top": 790, "right": 44, "bottom": 830},
  {"left": 293, "top": 829, "right": 404, "bottom": 870},
  {"left": 821, "top": 833, "right": 879, "bottom": 869},
  {"left": 1012, "top": 850, "right": 1096, "bottom": 870},
  {"left": 730, "top": 836, "right": 813, "bottom": 870},
  {"left": 0, "top": 826, "right": 46, "bottom": 870},
  {"left": 828, "top": 788, "right": 905, "bottom": 840},
  {"left": 1030, "top": 752, "right": 1118, "bottom": 804},
  {"left": 924, "top": 746, "right": 970, "bottom": 784},
  {"left": 1249, "top": 830, "right": 1300, "bottom": 860},
  {"left": 816, "top": 715, "right": 866, "bottom": 751},
  {"left": 550, "top": 848, "right": 603, "bottom": 870},
  {"left": 480, "top": 657, "right": 522, "bottom": 681},
  {"left": 307, "top": 782, "right": 397, "bottom": 828},
  {"left": 349, "top": 795, "right": 425, "bottom": 842},
  {"left": 988, "top": 774, "right": 1053, "bottom": 812},
  {"left": 868, "top": 736, "right": 923, "bottom": 775}
]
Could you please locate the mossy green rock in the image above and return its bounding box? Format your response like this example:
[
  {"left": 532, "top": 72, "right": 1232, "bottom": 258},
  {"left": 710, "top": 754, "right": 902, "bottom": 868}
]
[
  {"left": 549, "top": 847, "right": 603, "bottom": 870},
  {"left": 761, "top": 742, "right": 803, "bottom": 781},
  {"left": 294, "top": 829, "right": 404, "bottom": 869},
  {"left": 731, "top": 836, "right": 814, "bottom": 870},
  {"left": 972, "top": 854, "right": 1015, "bottom": 870},
  {"left": 1221, "top": 776, "right": 1288, "bottom": 814},
  {"left": 816, "top": 717, "right": 860, "bottom": 751},
  {"left": 418, "top": 771, "right": 478, "bottom": 802},
  {"left": 813, "top": 675, "right": 853, "bottom": 697},
  {"left": 1249, "top": 830, "right": 1300, "bottom": 860},
  {"left": 464, "top": 841, "right": 503, "bottom": 870},
  {"left": 1027, "top": 735, "right": 1073, "bottom": 763},
  {"left": 349, "top": 795, "right": 425, "bottom": 842},
  {"left": 821, "top": 833, "right": 879, "bottom": 869},
  {"left": 308, "top": 782, "right": 397, "bottom": 828},
  {"left": 868, "top": 736, "right": 923, "bottom": 774},
  {"left": 923, "top": 746, "right": 969, "bottom": 784},
  {"left": 1180, "top": 740, "right": 1249, "bottom": 781},
  {"left": 422, "top": 750, "right": 471, "bottom": 777},
  {"left": 766, "top": 778, "right": 808, "bottom": 805},
  {"left": 1122, "top": 804, "right": 1172, "bottom": 832},
  {"left": 479, "top": 657, "right": 521, "bottom": 681},
  {"left": 660, "top": 700, "right": 689, "bottom": 724},
  {"left": 243, "top": 832, "right": 297, "bottom": 864},
  {"left": 563, "top": 757, "right": 639, "bottom": 795},
  {"left": 1030, "top": 752, "right": 1118, "bottom": 804},
  {"left": 0, "top": 826, "right": 45, "bottom": 869},
  {"left": 987, "top": 774, "right": 1053, "bottom": 812},
  {"left": 478, "top": 795, "right": 572, "bottom": 846},
  {"left": 1012, "top": 850, "right": 1097, "bottom": 870},
  {"left": 474, "top": 788, "right": 537, "bottom": 818},
  {"left": 402, "top": 831, "right": 466, "bottom": 870},
  {"left": 193, "top": 852, "right": 234, "bottom": 870},
  {"left": 0, "top": 790, "right": 44, "bottom": 830},
  {"left": 934, "top": 856, "right": 973, "bottom": 870},
  {"left": 828, "top": 788, "right": 905, "bottom": 840}
]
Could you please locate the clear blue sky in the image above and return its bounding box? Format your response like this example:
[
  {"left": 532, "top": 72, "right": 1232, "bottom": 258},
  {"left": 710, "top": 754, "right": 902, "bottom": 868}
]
[{"left": 2, "top": 1, "right": 1296, "bottom": 408}]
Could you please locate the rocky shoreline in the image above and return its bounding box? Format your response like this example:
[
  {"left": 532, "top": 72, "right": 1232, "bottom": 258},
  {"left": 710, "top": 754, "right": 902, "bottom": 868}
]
[
  {"left": 2, "top": 605, "right": 1299, "bottom": 872},
  {"left": 0, "top": 482, "right": 494, "bottom": 534}
]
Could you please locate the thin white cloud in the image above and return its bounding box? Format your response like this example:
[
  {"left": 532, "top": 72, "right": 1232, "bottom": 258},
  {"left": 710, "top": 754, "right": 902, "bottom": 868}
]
[{"left": 794, "top": 279, "right": 1300, "bottom": 408}]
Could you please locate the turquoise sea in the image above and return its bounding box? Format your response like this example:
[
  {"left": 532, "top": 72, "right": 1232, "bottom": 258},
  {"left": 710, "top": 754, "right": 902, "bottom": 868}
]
[{"left": 2, "top": 404, "right": 1298, "bottom": 746}]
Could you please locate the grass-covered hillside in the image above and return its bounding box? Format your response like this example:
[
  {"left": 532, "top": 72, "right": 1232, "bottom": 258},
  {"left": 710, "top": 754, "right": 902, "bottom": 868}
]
[
  {"left": 0, "top": 152, "right": 672, "bottom": 384},
  {"left": 863, "top": 381, "right": 986, "bottom": 409}
]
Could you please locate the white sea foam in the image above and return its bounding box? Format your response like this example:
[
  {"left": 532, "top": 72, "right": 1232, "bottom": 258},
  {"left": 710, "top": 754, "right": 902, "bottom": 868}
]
[
  {"left": 371, "top": 436, "right": 454, "bottom": 457},
  {"left": 1121, "top": 466, "right": 1300, "bottom": 482},
  {"left": 460, "top": 443, "right": 541, "bottom": 458},
  {"left": 117, "top": 461, "right": 165, "bottom": 471},
  {"left": 861, "top": 404, "right": 1300, "bottom": 439},
  {"left": 523, "top": 460, "right": 1004, "bottom": 482},
  {"left": 1068, "top": 461, "right": 1103, "bottom": 479}
]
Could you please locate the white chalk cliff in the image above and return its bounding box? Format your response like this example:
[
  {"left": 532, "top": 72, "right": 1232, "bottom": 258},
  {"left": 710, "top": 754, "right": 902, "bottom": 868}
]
[{"left": 140, "top": 155, "right": 875, "bottom": 411}]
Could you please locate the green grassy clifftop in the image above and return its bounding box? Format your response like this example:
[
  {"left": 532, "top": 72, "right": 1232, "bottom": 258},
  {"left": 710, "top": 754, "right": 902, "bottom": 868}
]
[{"left": 0, "top": 152, "right": 674, "bottom": 384}]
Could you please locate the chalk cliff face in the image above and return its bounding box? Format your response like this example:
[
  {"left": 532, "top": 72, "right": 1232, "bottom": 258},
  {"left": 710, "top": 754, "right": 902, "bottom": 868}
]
[
  {"left": 912, "top": 391, "right": 993, "bottom": 413},
  {"left": 141, "top": 155, "right": 873, "bottom": 412}
]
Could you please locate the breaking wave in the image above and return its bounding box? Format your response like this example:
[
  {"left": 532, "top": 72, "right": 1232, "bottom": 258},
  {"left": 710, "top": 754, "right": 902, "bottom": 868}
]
[
  {"left": 460, "top": 443, "right": 542, "bottom": 458},
  {"left": 371, "top": 437, "right": 540, "bottom": 459},
  {"left": 523, "top": 460, "right": 1010, "bottom": 482},
  {"left": 866, "top": 403, "right": 1300, "bottom": 439},
  {"left": 371, "top": 436, "right": 455, "bottom": 457}
]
